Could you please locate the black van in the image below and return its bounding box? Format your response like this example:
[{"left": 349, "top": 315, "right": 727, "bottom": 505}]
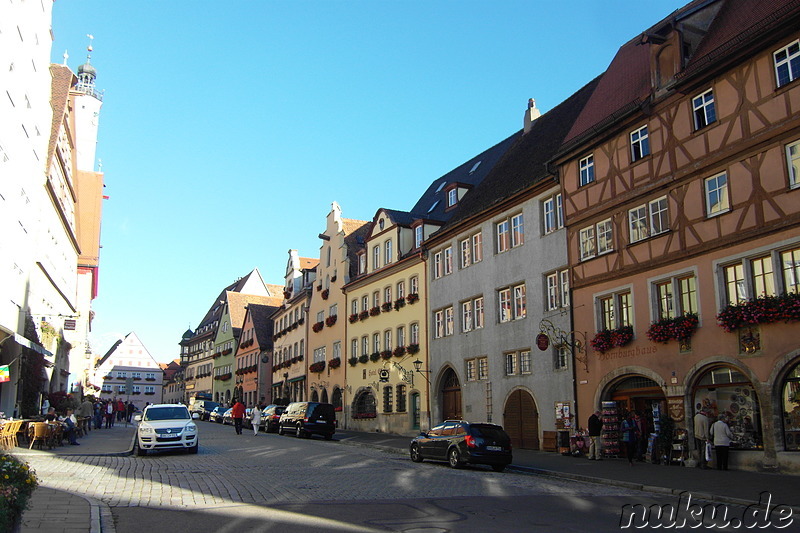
[{"left": 278, "top": 402, "right": 336, "bottom": 440}]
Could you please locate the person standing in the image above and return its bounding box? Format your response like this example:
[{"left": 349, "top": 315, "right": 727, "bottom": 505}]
[
  {"left": 105, "top": 400, "right": 115, "bottom": 428},
  {"left": 231, "top": 400, "right": 245, "bottom": 435},
  {"left": 116, "top": 399, "right": 126, "bottom": 422},
  {"left": 251, "top": 404, "right": 262, "bottom": 436},
  {"left": 587, "top": 410, "right": 603, "bottom": 460},
  {"left": 693, "top": 404, "right": 710, "bottom": 469},
  {"left": 710, "top": 414, "right": 733, "bottom": 470},
  {"left": 621, "top": 411, "right": 639, "bottom": 466},
  {"left": 93, "top": 400, "right": 103, "bottom": 429},
  {"left": 127, "top": 401, "right": 136, "bottom": 423}
]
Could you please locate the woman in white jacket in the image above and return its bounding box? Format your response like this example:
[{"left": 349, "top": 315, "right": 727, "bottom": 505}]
[
  {"left": 710, "top": 415, "right": 733, "bottom": 470},
  {"left": 250, "top": 404, "right": 262, "bottom": 436}
]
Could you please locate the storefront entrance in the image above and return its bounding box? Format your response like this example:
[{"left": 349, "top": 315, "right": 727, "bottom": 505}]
[
  {"left": 440, "top": 369, "right": 462, "bottom": 420},
  {"left": 608, "top": 375, "right": 666, "bottom": 417},
  {"left": 503, "top": 389, "right": 540, "bottom": 450}
]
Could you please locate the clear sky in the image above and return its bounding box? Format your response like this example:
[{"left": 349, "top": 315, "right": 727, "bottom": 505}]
[{"left": 50, "top": 0, "right": 687, "bottom": 363}]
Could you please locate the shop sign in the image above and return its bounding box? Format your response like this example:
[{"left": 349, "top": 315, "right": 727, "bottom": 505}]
[
  {"left": 667, "top": 397, "right": 685, "bottom": 422},
  {"left": 536, "top": 333, "right": 549, "bottom": 351}
]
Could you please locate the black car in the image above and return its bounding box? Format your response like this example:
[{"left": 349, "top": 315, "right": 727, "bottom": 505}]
[
  {"left": 278, "top": 402, "right": 335, "bottom": 440},
  {"left": 260, "top": 404, "right": 286, "bottom": 433},
  {"left": 191, "top": 400, "right": 220, "bottom": 421},
  {"left": 409, "top": 420, "right": 512, "bottom": 472}
]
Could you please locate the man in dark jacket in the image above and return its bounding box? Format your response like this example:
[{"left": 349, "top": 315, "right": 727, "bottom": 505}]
[{"left": 587, "top": 410, "right": 603, "bottom": 460}]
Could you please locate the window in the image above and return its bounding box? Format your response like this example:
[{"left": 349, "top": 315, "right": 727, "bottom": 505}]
[
  {"left": 396, "top": 384, "right": 407, "bottom": 412},
  {"left": 434, "top": 310, "right": 444, "bottom": 339},
  {"left": 447, "top": 188, "right": 457, "bottom": 207},
  {"left": 579, "top": 154, "right": 595, "bottom": 186},
  {"left": 499, "top": 284, "right": 526, "bottom": 322},
  {"left": 546, "top": 271, "right": 569, "bottom": 310},
  {"left": 511, "top": 214, "right": 524, "bottom": 247},
  {"left": 361, "top": 295, "right": 369, "bottom": 312},
  {"left": 596, "top": 218, "right": 613, "bottom": 254},
  {"left": 498, "top": 288, "right": 511, "bottom": 323},
  {"left": 774, "top": 40, "right": 800, "bottom": 88},
  {"left": 445, "top": 307, "right": 454, "bottom": 336},
  {"left": 543, "top": 193, "right": 564, "bottom": 234},
  {"left": 472, "top": 233, "right": 483, "bottom": 263},
  {"left": 372, "top": 291, "right": 380, "bottom": 308},
  {"left": 414, "top": 226, "right": 423, "bottom": 248},
  {"left": 513, "top": 284, "right": 527, "bottom": 319},
  {"left": 650, "top": 197, "right": 669, "bottom": 236},
  {"left": 466, "top": 359, "right": 476, "bottom": 381},
  {"left": 782, "top": 247, "right": 800, "bottom": 294},
  {"left": 474, "top": 297, "right": 484, "bottom": 328},
  {"left": 384, "top": 330, "right": 392, "bottom": 351},
  {"left": 598, "top": 290, "right": 632, "bottom": 330},
  {"left": 351, "top": 339, "right": 358, "bottom": 358},
  {"left": 317, "top": 310, "right": 325, "bottom": 324},
  {"left": 362, "top": 336, "right": 369, "bottom": 356},
  {"left": 410, "top": 276, "right": 419, "bottom": 295},
  {"left": 373, "top": 333, "right": 380, "bottom": 353},
  {"left": 477, "top": 357, "right": 488, "bottom": 380},
  {"left": 751, "top": 255, "right": 776, "bottom": 297},
  {"left": 786, "top": 140, "right": 800, "bottom": 188},
  {"left": 553, "top": 345, "right": 568, "bottom": 370},
  {"left": 496, "top": 219, "right": 510, "bottom": 253},
  {"left": 397, "top": 326, "right": 405, "bottom": 347},
  {"left": 385, "top": 240, "right": 393, "bottom": 265},
  {"left": 505, "top": 352, "right": 517, "bottom": 375},
  {"left": 373, "top": 245, "right": 380, "bottom": 270},
  {"left": 396, "top": 280, "right": 405, "bottom": 299},
  {"left": 630, "top": 126, "right": 650, "bottom": 161},
  {"left": 629, "top": 196, "right": 668, "bottom": 243},
  {"left": 410, "top": 322, "right": 419, "bottom": 344},
  {"left": 132, "top": 372, "right": 141, "bottom": 379},
  {"left": 313, "top": 346, "right": 326, "bottom": 363},
  {"left": 443, "top": 247, "right": 453, "bottom": 275},
  {"left": 462, "top": 300, "right": 473, "bottom": 332},
  {"left": 383, "top": 287, "right": 391, "bottom": 304},
  {"left": 705, "top": 172, "right": 730, "bottom": 216},
  {"left": 579, "top": 226, "right": 596, "bottom": 260},
  {"left": 351, "top": 299, "right": 358, "bottom": 315},
  {"left": 692, "top": 89, "right": 716, "bottom": 130},
  {"left": 433, "top": 251, "right": 442, "bottom": 279},
  {"left": 383, "top": 386, "right": 393, "bottom": 413},
  {"left": 460, "top": 238, "right": 471, "bottom": 268},
  {"left": 519, "top": 350, "right": 531, "bottom": 374}
]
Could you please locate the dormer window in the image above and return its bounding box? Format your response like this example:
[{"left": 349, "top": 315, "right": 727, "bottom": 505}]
[
  {"left": 447, "top": 189, "right": 457, "bottom": 207},
  {"left": 414, "top": 226, "right": 423, "bottom": 249},
  {"left": 378, "top": 219, "right": 385, "bottom": 230}
]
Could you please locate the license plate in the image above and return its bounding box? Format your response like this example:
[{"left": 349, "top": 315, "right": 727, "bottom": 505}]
[{"left": 486, "top": 446, "right": 502, "bottom": 451}]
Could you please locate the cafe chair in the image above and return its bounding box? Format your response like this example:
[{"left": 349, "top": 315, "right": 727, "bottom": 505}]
[{"left": 29, "top": 422, "right": 50, "bottom": 450}]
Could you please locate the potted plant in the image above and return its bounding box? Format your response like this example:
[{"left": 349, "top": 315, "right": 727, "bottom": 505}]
[
  {"left": 349, "top": 356, "right": 359, "bottom": 366},
  {"left": 309, "top": 361, "right": 326, "bottom": 373},
  {"left": 359, "top": 354, "right": 369, "bottom": 364},
  {"left": 370, "top": 352, "right": 381, "bottom": 362},
  {"left": 359, "top": 310, "right": 370, "bottom": 321},
  {"left": 393, "top": 346, "right": 406, "bottom": 357}
]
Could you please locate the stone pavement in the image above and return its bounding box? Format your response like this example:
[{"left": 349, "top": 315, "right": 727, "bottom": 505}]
[{"left": 12, "top": 424, "right": 800, "bottom": 532}]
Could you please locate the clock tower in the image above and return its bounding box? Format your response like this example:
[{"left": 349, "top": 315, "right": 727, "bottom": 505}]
[{"left": 72, "top": 36, "right": 103, "bottom": 173}]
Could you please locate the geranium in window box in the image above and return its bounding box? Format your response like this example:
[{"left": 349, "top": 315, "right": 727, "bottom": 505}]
[
  {"left": 647, "top": 313, "right": 699, "bottom": 343},
  {"left": 359, "top": 310, "right": 370, "bottom": 321},
  {"left": 394, "top": 297, "right": 406, "bottom": 311},
  {"left": 144, "top": 392, "right": 155, "bottom": 395},
  {"left": 309, "top": 361, "right": 326, "bottom": 373},
  {"left": 381, "top": 302, "right": 392, "bottom": 312},
  {"left": 316, "top": 285, "right": 322, "bottom": 291},
  {"left": 132, "top": 377, "right": 142, "bottom": 381},
  {"left": 321, "top": 289, "right": 330, "bottom": 300},
  {"left": 329, "top": 357, "right": 341, "bottom": 369},
  {"left": 116, "top": 376, "right": 126, "bottom": 380},
  {"left": 359, "top": 354, "right": 369, "bottom": 364},
  {"left": 325, "top": 315, "right": 337, "bottom": 327},
  {"left": 716, "top": 293, "right": 800, "bottom": 332},
  {"left": 283, "top": 291, "right": 292, "bottom": 299},
  {"left": 349, "top": 356, "right": 359, "bottom": 367},
  {"left": 103, "top": 375, "right": 113, "bottom": 380},
  {"left": 406, "top": 293, "right": 419, "bottom": 304},
  {"left": 406, "top": 344, "right": 420, "bottom": 355},
  {"left": 220, "top": 373, "right": 232, "bottom": 381},
  {"left": 145, "top": 377, "right": 156, "bottom": 381},
  {"left": 370, "top": 352, "right": 381, "bottom": 362},
  {"left": 611, "top": 325, "right": 634, "bottom": 348},
  {"left": 298, "top": 317, "right": 305, "bottom": 325},
  {"left": 590, "top": 329, "right": 614, "bottom": 353},
  {"left": 381, "top": 350, "right": 393, "bottom": 360},
  {"left": 312, "top": 321, "right": 324, "bottom": 333},
  {"left": 369, "top": 307, "right": 381, "bottom": 317},
  {"left": 393, "top": 346, "right": 406, "bottom": 357},
  {"left": 349, "top": 313, "right": 359, "bottom": 324},
  {"left": 132, "top": 391, "right": 141, "bottom": 395}
]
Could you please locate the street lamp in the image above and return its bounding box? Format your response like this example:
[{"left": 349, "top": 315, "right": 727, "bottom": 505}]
[{"left": 412, "top": 359, "right": 430, "bottom": 382}]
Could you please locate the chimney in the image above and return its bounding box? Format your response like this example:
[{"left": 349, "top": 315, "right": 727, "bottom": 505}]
[{"left": 523, "top": 98, "right": 541, "bottom": 134}]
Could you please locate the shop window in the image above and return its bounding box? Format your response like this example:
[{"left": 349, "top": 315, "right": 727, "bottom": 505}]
[
  {"left": 383, "top": 386, "right": 393, "bottom": 413},
  {"left": 693, "top": 366, "right": 761, "bottom": 450},
  {"left": 353, "top": 390, "right": 377, "bottom": 419},
  {"left": 782, "top": 362, "right": 800, "bottom": 451}
]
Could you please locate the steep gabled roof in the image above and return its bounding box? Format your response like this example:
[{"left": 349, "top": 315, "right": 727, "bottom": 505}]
[
  {"left": 226, "top": 292, "right": 283, "bottom": 337},
  {"left": 440, "top": 76, "right": 601, "bottom": 232},
  {"left": 342, "top": 219, "right": 371, "bottom": 280},
  {"left": 298, "top": 257, "right": 319, "bottom": 271},
  {"left": 246, "top": 303, "right": 280, "bottom": 349},
  {"left": 47, "top": 64, "right": 76, "bottom": 168}
]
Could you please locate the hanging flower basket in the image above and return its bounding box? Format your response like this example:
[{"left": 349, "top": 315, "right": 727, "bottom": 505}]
[
  {"left": 716, "top": 293, "right": 800, "bottom": 332},
  {"left": 329, "top": 357, "right": 341, "bottom": 369},
  {"left": 309, "top": 361, "right": 326, "bottom": 373},
  {"left": 349, "top": 313, "right": 359, "bottom": 323},
  {"left": 381, "top": 302, "right": 393, "bottom": 312},
  {"left": 325, "top": 315, "right": 337, "bottom": 327},
  {"left": 406, "top": 293, "right": 420, "bottom": 304}
]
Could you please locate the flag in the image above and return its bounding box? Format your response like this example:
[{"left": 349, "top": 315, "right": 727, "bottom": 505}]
[{"left": 0, "top": 365, "right": 9, "bottom": 383}]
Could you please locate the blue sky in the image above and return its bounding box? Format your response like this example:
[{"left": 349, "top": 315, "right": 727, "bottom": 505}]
[{"left": 51, "top": 1, "right": 687, "bottom": 362}]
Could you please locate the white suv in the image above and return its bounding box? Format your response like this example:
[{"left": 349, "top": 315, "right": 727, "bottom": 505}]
[{"left": 135, "top": 404, "right": 198, "bottom": 456}]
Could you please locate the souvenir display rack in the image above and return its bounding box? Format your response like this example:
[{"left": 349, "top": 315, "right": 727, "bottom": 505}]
[{"left": 601, "top": 401, "right": 620, "bottom": 457}]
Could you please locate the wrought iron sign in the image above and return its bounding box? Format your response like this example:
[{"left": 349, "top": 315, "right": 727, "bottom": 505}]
[{"left": 538, "top": 318, "right": 588, "bottom": 373}]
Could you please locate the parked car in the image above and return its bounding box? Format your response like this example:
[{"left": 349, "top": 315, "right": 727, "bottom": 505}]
[
  {"left": 221, "top": 408, "right": 233, "bottom": 425},
  {"left": 208, "top": 406, "right": 226, "bottom": 423},
  {"left": 409, "top": 420, "right": 512, "bottom": 472},
  {"left": 191, "top": 400, "right": 219, "bottom": 421},
  {"left": 242, "top": 408, "right": 254, "bottom": 429},
  {"left": 260, "top": 405, "right": 286, "bottom": 433},
  {"left": 278, "top": 402, "right": 335, "bottom": 440},
  {"left": 134, "top": 404, "right": 198, "bottom": 456}
]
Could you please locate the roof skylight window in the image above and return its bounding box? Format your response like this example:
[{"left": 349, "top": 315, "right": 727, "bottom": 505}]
[
  {"left": 435, "top": 181, "right": 446, "bottom": 193},
  {"left": 469, "top": 161, "right": 482, "bottom": 174},
  {"left": 428, "top": 200, "right": 440, "bottom": 213}
]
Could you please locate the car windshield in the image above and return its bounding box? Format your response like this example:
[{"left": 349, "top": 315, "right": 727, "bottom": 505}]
[
  {"left": 471, "top": 425, "right": 507, "bottom": 440},
  {"left": 144, "top": 407, "right": 190, "bottom": 421}
]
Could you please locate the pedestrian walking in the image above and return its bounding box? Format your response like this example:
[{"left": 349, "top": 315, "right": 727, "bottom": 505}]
[
  {"left": 621, "top": 411, "right": 639, "bottom": 466},
  {"left": 693, "top": 403, "right": 710, "bottom": 469},
  {"left": 251, "top": 404, "right": 262, "bottom": 436},
  {"left": 587, "top": 410, "right": 603, "bottom": 460},
  {"left": 231, "top": 400, "right": 245, "bottom": 435},
  {"left": 105, "top": 400, "right": 115, "bottom": 428},
  {"left": 94, "top": 400, "right": 103, "bottom": 429},
  {"left": 127, "top": 401, "right": 136, "bottom": 423},
  {"left": 710, "top": 414, "right": 733, "bottom": 470},
  {"left": 116, "top": 399, "right": 126, "bottom": 422}
]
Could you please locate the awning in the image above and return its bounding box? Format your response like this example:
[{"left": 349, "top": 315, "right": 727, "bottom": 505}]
[
  {"left": 288, "top": 376, "right": 306, "bottom": 383},
  {"left": 13, "top": 333, "right": 53, "bottom": 359}
]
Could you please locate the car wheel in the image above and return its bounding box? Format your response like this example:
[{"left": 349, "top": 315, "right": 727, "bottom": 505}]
[
  {"left": 295, "top": 425, "right": 305, "bottom": 438},
  {"left": 448, "top": 447, "right": 462, "bottom": 469},
  {"left": 278, "top": 424, "right": 285, "bottom": 436},
  {"left": 491, "top": 464, "right": 506, "bottom": 473},
  {"left": 136, "top": 443, "right": 147, "bottom": 457},
  {"left": 410, "top": 444, "right": 424, "bottom": 463},
  {"left": 188, "top": 442, "right": 199, "bottom": 454}
]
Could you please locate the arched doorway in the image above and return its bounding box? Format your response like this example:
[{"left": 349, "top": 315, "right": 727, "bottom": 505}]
[
  {"left": 607, "top": 375, "right": 666, "bottom": 416},
  {"left": 781, "top": 360, "right": 800, "bottom": 450},
  {"left": 321, "top": 388, "right": 329, "bottom": 404},
  {"left": 440, "top": 368, "right": 461, "bottom": 420},
  {"left": 311, "top": 389, "right": 319, "bottom": 402},
  {"left": 503, "top": 389, "right": 539, "bottom": 450},
  {"left": 693, "top": 365, "right": 761, "bottom": 449}
]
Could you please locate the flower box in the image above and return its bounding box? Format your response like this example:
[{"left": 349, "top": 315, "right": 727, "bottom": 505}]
[
  {"left": 349, "top": 313, "right": 359, "bottom": 324},
  {"left": 321, "top": 289, "right": 330, "bottom": 300},
  {"left": 312, "top": 321, "right": 324, "bottom": 333},
  {"left": 381, "top": 302, "right": 392, "bottom": 312},
  {"left": 381, "top": 350, "right": 393, "bottom": 360},
  {"left": 646, "top": 313, "right": 699, "bottom": 343},
  {"left": 394, "top": 297, "right": 406, "bottom": 311},
  {"left": 309, "top": 361, "right": 326, "bottom": 373},
  {"left": 222, "top": 348, "right": 233, "bottom": 356},
  {"left": 369, "top": 307, "right": 381, "bottom": 317},
  {"left": 116, "top": 376, "right": 126, "bottom": 380},
  {"left": 325, "top": 315, "right": 337, "bottom": 327},
  {"left": 352, "top": 412, "right": 376, "bottom": 419},
  {"left": 145, "top": 377, "right": 155, "bottom": 381},
  {"left": 132, "top": 377, "right": 142, "bottom": 381},
  {"left": 716, "top": 293, "right": 800, "bottom": 332},
  {"left": 393, "top": 346, "right": 406, "bottom": 357},
  {"left": 370, "top": 352, "right": 381, "bottom": 362},
  {"left": 144, "top": 392, "right": 155, "bottom": 395},
  {"left": 590, "top": 325, "right": 633, "bottom": 354},
  {"left": 131, "top": 391, "right": 141, "bottom": 395},
  {"left": 219, "top": 373, "right": 232, "bottom": 381},
  {"left": 358, "top": 354, "right": 369, "bottom": 364},
  {"left": 406, "top": 344, "right": 420, "bottom": 355},
  {"left": 359, "top": 311, "right": 370, "bottom": 321},
  {"left": 329, "top": 357, "right": 341, "bottom": 369},
  {"left": 406, "top": 293, "right": 419, "bottom": 304},
  {"left": 349, "top": 357, "right": 359, "bottom": 367}
]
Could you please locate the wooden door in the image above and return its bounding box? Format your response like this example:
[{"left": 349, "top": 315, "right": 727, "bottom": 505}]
[
  {"left": 504, "top": 389, "right": 540, "bottom": 450},
  {"left": 441, "top": 369, "right": 462, "bottom": 420}
]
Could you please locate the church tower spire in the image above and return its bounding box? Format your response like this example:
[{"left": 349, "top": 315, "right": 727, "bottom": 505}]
[{"left": 75, "top": 34, "right": 101, "bottom": 100}]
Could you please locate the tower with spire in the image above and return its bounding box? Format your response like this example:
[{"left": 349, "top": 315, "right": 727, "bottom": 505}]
[{"left": 71, "top": 35, "right": 103, "bottom": 173}]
